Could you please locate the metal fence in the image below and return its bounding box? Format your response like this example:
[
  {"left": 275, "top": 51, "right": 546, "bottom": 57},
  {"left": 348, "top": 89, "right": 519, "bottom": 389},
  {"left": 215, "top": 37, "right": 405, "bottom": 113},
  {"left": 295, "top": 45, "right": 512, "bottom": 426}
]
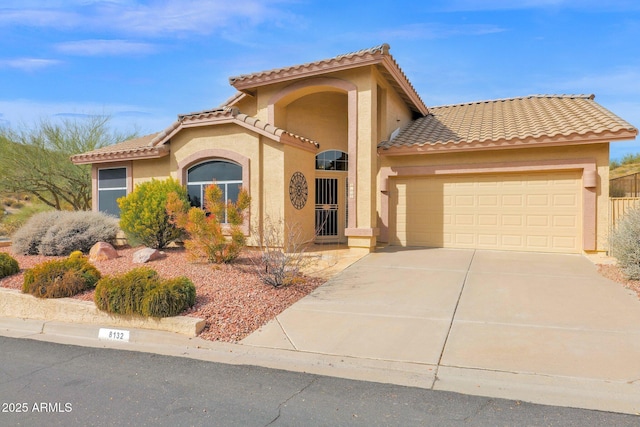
[{"left": 610, "top": 173, "right": 640, "bottom": 197}]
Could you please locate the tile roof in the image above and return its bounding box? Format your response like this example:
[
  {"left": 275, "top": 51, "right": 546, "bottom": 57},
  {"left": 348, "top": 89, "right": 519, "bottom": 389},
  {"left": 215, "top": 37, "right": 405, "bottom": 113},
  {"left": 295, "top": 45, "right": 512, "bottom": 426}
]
[
  {"left": 378, "top": 94, "right": 638, "bottom": 154},
  {"left": 229, "top": 44, "right": 428, "bottom": 115},
  {"left": 71, "top": 107, "right": 319, "bottom": 164},
  {"left": 70, "top": 132, "right": 167, "bottom": 164}
]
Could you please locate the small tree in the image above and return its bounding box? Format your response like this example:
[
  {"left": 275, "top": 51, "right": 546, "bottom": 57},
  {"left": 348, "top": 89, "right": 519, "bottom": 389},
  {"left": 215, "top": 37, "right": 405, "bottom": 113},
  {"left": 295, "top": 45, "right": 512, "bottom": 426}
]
[
  {"left": 0, "top": 116, "right": 137, "bottom": 210},
  {"left": 118, "top": 178, "right": 189, "bottom": 249},
  {"left": 166, "top": 184, "right": 250, "bottom": 263}
]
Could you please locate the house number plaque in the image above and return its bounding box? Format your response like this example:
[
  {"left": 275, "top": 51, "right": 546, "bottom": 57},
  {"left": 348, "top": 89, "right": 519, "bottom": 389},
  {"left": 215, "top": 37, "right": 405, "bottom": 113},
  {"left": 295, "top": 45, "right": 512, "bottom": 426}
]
[{"left": 289, "top": 171, "right": 308, "bottom": 210}]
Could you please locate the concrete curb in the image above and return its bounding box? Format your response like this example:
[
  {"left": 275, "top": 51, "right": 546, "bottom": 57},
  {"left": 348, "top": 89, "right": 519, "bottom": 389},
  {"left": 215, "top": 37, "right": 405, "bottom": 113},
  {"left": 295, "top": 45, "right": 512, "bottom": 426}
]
[
  {"left": 1, "top": 316, "right": 639, "bottom": 415},
  {"left": 0, "top": 288, "right": 205, "bottom": 337}
]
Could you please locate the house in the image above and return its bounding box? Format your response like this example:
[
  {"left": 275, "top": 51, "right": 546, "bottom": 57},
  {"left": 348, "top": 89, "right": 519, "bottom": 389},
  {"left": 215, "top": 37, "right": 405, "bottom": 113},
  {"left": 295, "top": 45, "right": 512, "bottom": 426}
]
[{"left": 71, "top": 44, "right": 638, "bottom": 254}]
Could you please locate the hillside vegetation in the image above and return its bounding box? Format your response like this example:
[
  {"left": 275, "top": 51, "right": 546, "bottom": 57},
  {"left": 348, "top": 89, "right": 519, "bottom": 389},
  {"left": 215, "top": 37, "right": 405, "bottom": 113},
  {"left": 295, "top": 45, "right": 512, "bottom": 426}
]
[{"left": 610, "top": 153, "right": 640, "bottom": 179}]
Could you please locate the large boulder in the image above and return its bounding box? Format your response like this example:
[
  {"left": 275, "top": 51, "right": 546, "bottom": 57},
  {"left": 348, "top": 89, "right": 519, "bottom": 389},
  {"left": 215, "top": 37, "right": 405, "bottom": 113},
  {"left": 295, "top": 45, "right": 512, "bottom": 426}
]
[
  {"left": 133, "top": 247, "right": 164, "bottom": 264},
  {"left": 88, "top": 242, "right": 118, "bottom": 262}
]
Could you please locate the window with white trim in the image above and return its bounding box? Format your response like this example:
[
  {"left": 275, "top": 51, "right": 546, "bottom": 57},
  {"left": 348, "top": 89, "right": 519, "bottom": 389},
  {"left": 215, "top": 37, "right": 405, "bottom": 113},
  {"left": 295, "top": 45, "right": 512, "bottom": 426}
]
[
  {"left": 316, "top": 150, "right": 348, "bottom": 171},
  {"left": 187, "top": 160, "right": 242, "bottom": 223},
  {"left": 97, "top": 167, "right": 127, "bottom": 217}
]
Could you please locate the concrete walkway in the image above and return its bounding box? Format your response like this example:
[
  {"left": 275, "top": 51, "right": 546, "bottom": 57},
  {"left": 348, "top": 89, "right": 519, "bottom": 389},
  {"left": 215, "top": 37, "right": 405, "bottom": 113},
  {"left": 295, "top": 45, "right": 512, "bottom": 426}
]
[
  {"left": 242, "top": 248, "right": 640, "bottom": 414},
  {"left": 2, "top": 247, "right": 640, "bottom": 414}
]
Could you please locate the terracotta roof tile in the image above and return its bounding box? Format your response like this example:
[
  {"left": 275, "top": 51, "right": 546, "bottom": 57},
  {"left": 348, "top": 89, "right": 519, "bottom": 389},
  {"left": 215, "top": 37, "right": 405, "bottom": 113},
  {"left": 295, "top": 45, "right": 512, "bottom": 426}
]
[
  {"left": 229, "top": 44, "right": 428, "bottom": 115},
  {"left": 70, "top": 132, "right": 166, "bottom": 164},
  {"left": 378, "top": 94, "right": 638, "bottom": 152},
  {"left": 71, "top": 107, "right": 319, "bottom": 164}
]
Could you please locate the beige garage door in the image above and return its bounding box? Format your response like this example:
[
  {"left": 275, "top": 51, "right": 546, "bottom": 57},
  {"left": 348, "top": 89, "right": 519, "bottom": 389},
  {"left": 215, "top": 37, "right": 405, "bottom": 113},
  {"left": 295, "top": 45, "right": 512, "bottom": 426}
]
[{"left": 390, "top": 171, "right": 582, "bottom": 253}]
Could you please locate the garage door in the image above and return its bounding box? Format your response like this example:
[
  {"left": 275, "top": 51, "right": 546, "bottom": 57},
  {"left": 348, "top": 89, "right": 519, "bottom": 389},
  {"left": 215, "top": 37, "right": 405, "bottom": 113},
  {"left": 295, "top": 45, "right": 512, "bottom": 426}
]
[{"left": 389, "top": 171, "right": 582, "bottom": 253}]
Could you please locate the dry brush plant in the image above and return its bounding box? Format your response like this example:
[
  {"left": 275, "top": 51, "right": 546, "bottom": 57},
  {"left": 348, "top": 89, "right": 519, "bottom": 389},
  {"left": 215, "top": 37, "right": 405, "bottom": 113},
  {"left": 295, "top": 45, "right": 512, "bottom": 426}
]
[
  {"left": 609, "top": 206, "right": 640, "bottom": 280},
  {"left": 12, "top": 210, "right": 119, "bottom": 256},
  {"left": 253, "top": 217, "right": 314, "bottom": 288}
]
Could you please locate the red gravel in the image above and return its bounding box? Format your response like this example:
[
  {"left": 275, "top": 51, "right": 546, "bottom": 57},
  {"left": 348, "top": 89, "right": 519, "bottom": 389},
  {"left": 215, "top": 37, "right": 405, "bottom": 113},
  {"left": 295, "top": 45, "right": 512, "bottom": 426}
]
[
  {"left": 597, "top": 263, "right": 640, "bottom": 300},
  {"left": 0, "top": 246, "right": 324, "bottom": 342}
]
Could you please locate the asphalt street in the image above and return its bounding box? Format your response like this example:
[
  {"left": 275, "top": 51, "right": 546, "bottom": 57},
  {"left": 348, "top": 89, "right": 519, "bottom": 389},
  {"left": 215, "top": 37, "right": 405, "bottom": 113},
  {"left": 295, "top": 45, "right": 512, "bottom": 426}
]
[{"left": 0, "top": 336, "right": 637, "bottom": 426}]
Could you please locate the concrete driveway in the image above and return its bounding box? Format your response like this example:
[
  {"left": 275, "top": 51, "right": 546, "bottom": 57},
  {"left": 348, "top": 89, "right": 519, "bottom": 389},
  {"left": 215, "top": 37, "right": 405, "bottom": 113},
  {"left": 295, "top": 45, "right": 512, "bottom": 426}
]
[{"left": 243, "top": 247, "right": 640, "bottom": 413}]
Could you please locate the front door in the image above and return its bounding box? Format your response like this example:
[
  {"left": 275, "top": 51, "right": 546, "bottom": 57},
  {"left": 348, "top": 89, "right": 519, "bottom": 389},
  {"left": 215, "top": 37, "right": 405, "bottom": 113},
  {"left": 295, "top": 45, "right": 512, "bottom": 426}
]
[{"left": 315, "top": 176, "right": 346, "bottom": 243}]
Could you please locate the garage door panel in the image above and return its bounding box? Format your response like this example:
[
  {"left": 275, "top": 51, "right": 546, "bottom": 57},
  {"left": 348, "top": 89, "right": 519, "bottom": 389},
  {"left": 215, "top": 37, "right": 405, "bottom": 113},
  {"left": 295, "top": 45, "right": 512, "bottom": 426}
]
[{"left": 389, "top": 171, "right": 582, "bottom": 253}]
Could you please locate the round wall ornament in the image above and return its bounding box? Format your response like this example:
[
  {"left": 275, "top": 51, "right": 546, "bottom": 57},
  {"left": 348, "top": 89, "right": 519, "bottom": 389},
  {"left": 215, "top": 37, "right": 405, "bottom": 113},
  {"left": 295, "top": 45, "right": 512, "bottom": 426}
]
[{"left": 289, "top": 171, "right": 308, "bottom": 210}]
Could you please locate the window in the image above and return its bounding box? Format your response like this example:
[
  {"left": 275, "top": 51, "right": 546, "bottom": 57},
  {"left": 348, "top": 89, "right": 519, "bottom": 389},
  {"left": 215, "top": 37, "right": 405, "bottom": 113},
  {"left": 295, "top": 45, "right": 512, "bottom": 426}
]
[
  {"left": 98, "top": 168, "right": 127, "bottom": 217},
  {"left": 187, "top": 160, "right": 242, "bottom": 223},
  {"left": 316, "top": 150, "right": 348, "bottom": 171}
]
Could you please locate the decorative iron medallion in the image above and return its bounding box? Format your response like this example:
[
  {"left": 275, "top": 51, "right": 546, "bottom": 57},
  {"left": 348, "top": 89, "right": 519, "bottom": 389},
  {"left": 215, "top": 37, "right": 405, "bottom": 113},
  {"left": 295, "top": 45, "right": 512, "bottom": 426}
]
[{"left": 289, "top": 171, "right": 308, "bottom": 210}]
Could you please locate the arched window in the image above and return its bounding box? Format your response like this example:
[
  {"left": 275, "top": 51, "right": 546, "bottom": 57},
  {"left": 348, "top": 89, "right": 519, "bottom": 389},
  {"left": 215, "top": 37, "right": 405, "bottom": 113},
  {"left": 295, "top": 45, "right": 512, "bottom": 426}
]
[
  {"left": 316, "top": 150, "right": 348, "bottom": 171},
  {"left": 187, "top": 160, "right": 242, "bottom": 222}
]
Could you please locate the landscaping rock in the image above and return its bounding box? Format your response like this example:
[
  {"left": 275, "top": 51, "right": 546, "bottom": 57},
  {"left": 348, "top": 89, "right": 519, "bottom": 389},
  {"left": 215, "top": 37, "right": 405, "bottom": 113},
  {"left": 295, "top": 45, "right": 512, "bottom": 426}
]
[
  {"left": 133, "top": 247, "right": 164, "bottom": 264},
  {"left": 89, "top": 242, "right": 118, "bottom": 262}
]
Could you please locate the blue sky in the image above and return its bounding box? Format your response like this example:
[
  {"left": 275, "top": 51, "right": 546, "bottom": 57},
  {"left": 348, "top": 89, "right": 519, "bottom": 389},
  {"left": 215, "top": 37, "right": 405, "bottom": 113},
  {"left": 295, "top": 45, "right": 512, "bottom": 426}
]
[{"left": 0, "top": 0, "right": 639, "bottom": 159}]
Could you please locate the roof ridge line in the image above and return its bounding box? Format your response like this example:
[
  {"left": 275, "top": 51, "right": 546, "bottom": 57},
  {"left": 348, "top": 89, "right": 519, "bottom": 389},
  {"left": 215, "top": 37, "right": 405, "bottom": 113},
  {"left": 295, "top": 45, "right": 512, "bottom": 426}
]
[{"left": 430, "top": 94, "right": 595, "bottom": 109}]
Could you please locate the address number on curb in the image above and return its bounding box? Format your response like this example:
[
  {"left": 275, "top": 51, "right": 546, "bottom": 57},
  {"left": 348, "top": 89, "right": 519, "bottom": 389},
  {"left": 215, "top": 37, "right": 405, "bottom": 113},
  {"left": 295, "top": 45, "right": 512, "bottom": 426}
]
[{"left": 98, "top": 328, "right": 130, "bottom": 342}]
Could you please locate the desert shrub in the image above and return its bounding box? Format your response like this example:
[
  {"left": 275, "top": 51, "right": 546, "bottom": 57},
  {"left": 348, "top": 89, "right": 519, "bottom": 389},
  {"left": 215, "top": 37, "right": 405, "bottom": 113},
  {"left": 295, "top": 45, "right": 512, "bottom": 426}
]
[
  {"left": 0, "top": 204, "right": 55, "bottom": 239},
  {"left": 609, "top": 207, "right": 640, "bottom": 279},
  {"left": 118, "top": 178, "right": 189, "bottom": 249},
  {"left": 38, "top": 211, "right": 119, "bottom": 256},
  {"left": 94, "top": 267, "right": 157, "bottom": 315},
  {"left": 94, "top": 267, "right": 195, "bottom": 318},
  {"left": 610, "top": 185, "right": 627, "bottom": 197},
  {"left": 12, "top": 210, "right": 119, "bottom": 256},
  {"left": 22, "top": 251, "right": 101, "bottom": 298},
  {"left": 0, "top": 252, "right": 19, "bottom": 279},
  {"left": 166, "top": 184, "right": 250, "bottom": 263},
  {"left": 140, "top": 276, "right": 196, "bottom": 317},
  {"left": 11, "top": 210, "right": 63, "bottom": 254},
  {"left": 253, "top": 217, "right": 313, "bottom": 287}
]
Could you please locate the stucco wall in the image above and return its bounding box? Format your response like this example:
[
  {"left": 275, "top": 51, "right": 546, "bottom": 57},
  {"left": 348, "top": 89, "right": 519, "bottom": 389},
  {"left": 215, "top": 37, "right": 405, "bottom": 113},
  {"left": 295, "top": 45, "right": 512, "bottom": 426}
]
[
  {"left": 284, "top": 92, "right": 348, "bottom": 152},
  {"left": 131, "top": 156, "right": 171, "bottom": 185},
  {"left": 377, "top": 142, "right": 610, "bottom": 252},
  {"left": 283, "top": 145, "right": 316, "bottom": 245}
]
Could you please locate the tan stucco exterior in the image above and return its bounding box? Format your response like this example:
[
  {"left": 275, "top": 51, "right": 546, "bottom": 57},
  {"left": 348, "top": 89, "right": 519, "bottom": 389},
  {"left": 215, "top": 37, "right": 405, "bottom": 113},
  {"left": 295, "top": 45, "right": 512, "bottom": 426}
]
[{"left": 78, "top": 44, "right": 636, "bottom": 255}]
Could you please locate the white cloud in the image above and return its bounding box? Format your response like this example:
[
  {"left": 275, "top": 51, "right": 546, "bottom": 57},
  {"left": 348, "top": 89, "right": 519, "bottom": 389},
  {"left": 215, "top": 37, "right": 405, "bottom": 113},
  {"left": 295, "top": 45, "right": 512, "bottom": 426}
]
[
  {"left": 55, "top": 39, "right": 157, "bottom": 56},
  {"left": 0, "top": 58, "right": 61, "bottom": 71},
  {"left": 0, "top": 0, "right": 297, "bottom": 38}
]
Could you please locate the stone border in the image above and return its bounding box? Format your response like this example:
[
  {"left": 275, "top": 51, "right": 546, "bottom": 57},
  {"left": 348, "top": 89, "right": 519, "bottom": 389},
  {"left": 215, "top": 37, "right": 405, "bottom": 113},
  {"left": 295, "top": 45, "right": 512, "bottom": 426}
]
[{"left": 0, "top": 288, "right": 205, "bottom": 337}]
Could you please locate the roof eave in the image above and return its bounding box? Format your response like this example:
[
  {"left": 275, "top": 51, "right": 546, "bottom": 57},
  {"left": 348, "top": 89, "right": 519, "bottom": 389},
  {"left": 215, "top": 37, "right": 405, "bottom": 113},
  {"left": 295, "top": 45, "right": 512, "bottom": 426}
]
[
  {"left": 71, "top": 146, "right": 170, "bottom": 165},
  {"left": 378, "top": 130, "right": 638, "bottom": 156},
  {"left": 379, "top": 56, "right": 428, "bottom": 116}
]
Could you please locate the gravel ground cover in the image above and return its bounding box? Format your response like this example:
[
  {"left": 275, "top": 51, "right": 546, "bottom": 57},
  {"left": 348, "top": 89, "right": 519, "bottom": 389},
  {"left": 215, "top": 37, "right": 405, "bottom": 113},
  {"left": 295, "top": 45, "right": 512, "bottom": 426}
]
[
  {"left": 0, "top": 246, "right": 324, "bottom": 342},
  {"left": 597, "top": 263, "right": 640, "bottom": 300}
]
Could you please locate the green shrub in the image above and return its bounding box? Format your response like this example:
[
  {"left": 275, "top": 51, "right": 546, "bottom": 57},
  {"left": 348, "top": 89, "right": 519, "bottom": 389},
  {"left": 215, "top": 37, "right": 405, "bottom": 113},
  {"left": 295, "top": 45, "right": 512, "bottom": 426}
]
[
  {"left": 12, "top": 210, "right": 118, "bottom": 256},
  {"left": 0, "top": 252, "right": 19, "bottom": 279},
  {"left": 610, "top": 207, "right": 640, "bottom": 280},
  {"left": 118, "top": 178, "right": 189, "bottom": 249},
  {"left": 22, "top": 251, "right": 101, "bottom": 298},
  {"left": 94, "top": 267, "right": 195, "bottom": 318},
  {"left": 94, "top": 267, "right": 157, "bottom": 315},
  {"left": 141, "top": 276, "right": 196, "bottom": 317}
]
